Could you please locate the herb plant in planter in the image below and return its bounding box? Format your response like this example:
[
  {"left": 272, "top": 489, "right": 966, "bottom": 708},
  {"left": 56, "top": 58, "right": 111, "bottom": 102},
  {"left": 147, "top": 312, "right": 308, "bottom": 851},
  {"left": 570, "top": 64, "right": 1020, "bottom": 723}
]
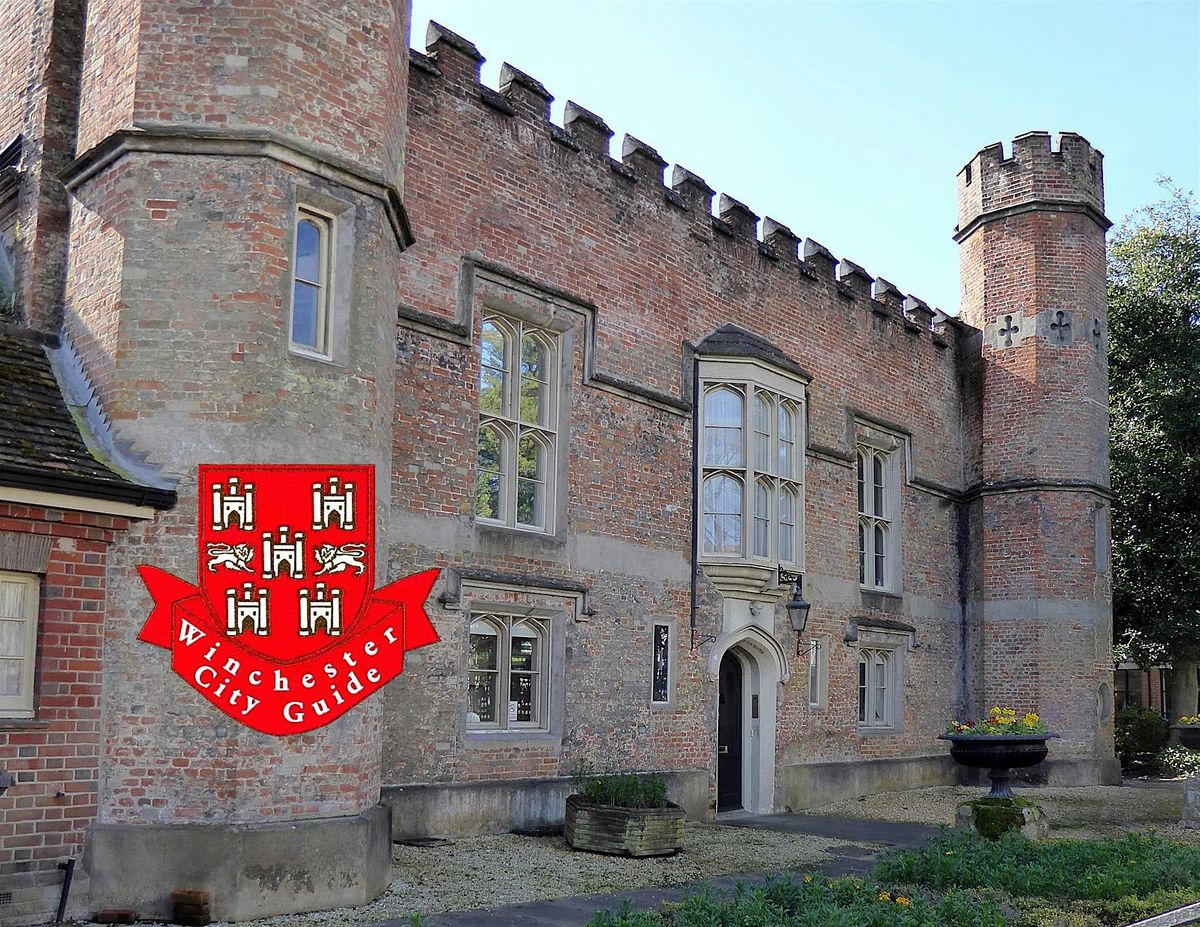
[
  {"left": 565, "top": 770, "right": 684, "bottom": 857},
  {"left": 939, "top": 707, "right": 1055, "bottom": 839}
]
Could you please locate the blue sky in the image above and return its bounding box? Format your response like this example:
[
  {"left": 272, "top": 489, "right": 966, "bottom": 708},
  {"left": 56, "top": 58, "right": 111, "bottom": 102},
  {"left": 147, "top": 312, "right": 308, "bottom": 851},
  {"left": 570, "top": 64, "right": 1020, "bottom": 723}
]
[{"left": 409, "top": 1, "right": 1199, "bottom": 315}]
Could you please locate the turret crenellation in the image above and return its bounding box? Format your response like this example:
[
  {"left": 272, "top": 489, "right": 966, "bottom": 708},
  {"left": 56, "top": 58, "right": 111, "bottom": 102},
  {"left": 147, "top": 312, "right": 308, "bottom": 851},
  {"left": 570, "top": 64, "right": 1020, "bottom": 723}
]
[
  {"left": 718, "top": 193, "right": 758, "bottom": 242},
  {"left": 564, "top": 100, "right": 613, "bottom": 157},
  {"left": 621, "top": 134, "right": 667, "bottom": 185},
  {"left": 956, "top": 130, "right": 1106, "bottom": 238},
  {"left": 499, "top": 62, "right": 552, "bottom": 121}
]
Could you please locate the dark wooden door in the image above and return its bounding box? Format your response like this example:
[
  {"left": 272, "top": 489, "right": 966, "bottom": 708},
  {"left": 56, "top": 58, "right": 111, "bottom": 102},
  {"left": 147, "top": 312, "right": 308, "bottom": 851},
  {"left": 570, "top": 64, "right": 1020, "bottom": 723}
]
[{"left": 717, "top": 652, "right": 743, "bottom": 812}]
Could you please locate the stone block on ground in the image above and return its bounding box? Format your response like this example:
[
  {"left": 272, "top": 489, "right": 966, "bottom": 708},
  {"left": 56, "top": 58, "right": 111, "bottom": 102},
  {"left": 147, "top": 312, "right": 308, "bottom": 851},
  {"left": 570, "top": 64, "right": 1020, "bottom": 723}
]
[
  {"left": 1184, "top": 779, "right": 1199, "bottom": 828},
  {"left": 955, "top": 797, "right": 1048, "bottom": 840}
]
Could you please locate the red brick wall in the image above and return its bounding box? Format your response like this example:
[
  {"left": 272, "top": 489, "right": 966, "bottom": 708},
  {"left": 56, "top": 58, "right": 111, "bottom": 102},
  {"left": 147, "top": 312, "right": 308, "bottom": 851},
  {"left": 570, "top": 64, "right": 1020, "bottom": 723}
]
[
  {"left": 383, "top": 32, "right": 973, "bottom": 788},
  {"left": 76, "top": 0, "right": 410, "bottom": 186},
  {"left": 2, "top": 0, "right": 86, "bottom": 332},
  {"left": 0, "top": 503, "right": 127, "bottom": 877}
]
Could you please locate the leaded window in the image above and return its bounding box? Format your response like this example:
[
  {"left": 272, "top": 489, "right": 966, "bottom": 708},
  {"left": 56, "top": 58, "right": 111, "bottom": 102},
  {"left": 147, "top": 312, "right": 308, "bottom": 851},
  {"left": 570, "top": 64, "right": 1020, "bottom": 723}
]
[
  {"left": 858, "top": 647, "right": 896, "bottom": 729},
  {"left": 700, "top": 375, "right": 804, "bottom": 565},
  {"left": 857, "top": 445, "right": 894, "bottom": 589},
  {"left": 475, "top": 316, "right": 558, "bottom": 532},
  {"left": 467, "top": 614, "right": 549, "bottom": 730},
  {"left": 651, "top": 624, "right": 670, "bottom": 704}
]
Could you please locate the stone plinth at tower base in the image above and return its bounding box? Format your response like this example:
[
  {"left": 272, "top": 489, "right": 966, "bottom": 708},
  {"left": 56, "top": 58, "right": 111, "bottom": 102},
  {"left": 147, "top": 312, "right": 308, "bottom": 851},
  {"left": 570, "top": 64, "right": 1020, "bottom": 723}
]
[
  {"left": 956, "top": 798, "right": 1049, "bottom": 841},
  {"left": 85, "top": 805, "right": 391, "bottom": 921},
  {"left": 1184, "top": 780, "right": 1200, "bottom": 829}
]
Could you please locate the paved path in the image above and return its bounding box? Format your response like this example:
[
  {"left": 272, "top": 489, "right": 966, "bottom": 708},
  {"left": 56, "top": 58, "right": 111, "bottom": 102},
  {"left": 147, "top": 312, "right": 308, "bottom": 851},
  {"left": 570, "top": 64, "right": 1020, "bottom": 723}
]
[{"left": 386, "top": 814, "right": 936, "bottom": 927}]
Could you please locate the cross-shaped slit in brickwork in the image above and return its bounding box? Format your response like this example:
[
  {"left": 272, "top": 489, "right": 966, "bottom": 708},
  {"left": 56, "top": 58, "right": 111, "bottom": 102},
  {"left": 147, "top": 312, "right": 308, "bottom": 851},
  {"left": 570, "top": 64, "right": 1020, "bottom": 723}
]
[
  {"left": 1050, "top": 310, "right": 1071, "bottom": 344},
  {"left": 999, "top": 315, "right": 1020, "bottom": 347}
]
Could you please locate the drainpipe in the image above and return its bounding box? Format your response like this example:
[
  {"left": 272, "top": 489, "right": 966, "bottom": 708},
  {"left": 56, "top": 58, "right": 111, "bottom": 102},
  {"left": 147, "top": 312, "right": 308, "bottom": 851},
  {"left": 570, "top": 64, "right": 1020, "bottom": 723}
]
[{"left": 689, "top": 352, "right": 714, "bottom": 651}]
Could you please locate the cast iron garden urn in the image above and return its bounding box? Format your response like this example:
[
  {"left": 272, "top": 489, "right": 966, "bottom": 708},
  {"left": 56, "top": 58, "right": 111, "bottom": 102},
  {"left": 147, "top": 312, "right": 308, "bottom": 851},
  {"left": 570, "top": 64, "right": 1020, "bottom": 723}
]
[{"left": 939, "top": 733, "right": 1058, "bottom": 799}]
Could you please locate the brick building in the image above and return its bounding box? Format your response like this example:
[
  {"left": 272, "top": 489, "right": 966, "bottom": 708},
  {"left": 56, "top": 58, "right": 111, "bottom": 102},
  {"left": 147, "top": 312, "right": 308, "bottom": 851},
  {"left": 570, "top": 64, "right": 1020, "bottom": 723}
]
[{"left": 0, "top": 1, "right": 1117, "bottom": 922}]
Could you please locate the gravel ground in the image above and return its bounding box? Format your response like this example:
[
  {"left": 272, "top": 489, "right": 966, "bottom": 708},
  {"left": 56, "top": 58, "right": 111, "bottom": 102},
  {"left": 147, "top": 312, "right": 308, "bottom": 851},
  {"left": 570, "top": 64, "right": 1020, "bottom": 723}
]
[
  {"left": 191, "top": 783, "right": 1196, "bottom": 927},
  {"left": 812, "top": 784, "right": 1198, "bottom": 843},
  {"left": 210, "top": 823, "right": 850, "bottom": 926}
]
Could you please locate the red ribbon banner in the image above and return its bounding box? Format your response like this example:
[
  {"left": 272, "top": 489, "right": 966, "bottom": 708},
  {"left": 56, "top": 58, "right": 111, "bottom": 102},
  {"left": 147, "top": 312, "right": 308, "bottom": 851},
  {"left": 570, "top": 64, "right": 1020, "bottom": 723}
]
[{"left": 138, "top": 566, "right": 440, "bottom": 735}]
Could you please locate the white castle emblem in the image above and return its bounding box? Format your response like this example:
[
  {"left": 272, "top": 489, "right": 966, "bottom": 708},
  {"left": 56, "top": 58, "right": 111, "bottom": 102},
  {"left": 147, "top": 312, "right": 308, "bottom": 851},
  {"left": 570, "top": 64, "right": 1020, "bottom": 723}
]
[
  {"left": 312, "top": 477, "right": 355, "bottom": 530},
  {"left": 261, "top": 526, "right": 306, "bottom": 579},
  {"left": 211, "top": 477, "right": 255, "bottom": 530},
  {"left": 226, "top": 582, "right": 270, "bottom": 636},
  {"left": 299, "top": 582, "right": 343, "bottom": 636}
]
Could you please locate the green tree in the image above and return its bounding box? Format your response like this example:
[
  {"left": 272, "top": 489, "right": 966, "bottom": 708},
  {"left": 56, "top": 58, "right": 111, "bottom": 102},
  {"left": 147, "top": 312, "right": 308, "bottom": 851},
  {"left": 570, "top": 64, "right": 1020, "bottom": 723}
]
[{"left": 1108, "top": 182, "right": 1200, "bottom": 716}]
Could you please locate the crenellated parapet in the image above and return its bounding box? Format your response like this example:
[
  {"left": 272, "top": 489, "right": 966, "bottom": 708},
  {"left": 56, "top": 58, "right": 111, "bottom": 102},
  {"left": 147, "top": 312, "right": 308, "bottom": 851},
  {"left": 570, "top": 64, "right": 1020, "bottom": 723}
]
[
  {"left": 414, "top": 21, "right": 957, "bottom": 347},
  {"left": 955, "top": 131, "right": 1108, "bottom": 241}
]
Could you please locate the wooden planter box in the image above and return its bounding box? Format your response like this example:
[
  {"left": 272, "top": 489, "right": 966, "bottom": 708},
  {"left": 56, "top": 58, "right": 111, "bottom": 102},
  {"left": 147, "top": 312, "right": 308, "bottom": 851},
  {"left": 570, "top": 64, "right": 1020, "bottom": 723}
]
[{"left": 564, "top": 793, "right": 685, "bottom": 857}]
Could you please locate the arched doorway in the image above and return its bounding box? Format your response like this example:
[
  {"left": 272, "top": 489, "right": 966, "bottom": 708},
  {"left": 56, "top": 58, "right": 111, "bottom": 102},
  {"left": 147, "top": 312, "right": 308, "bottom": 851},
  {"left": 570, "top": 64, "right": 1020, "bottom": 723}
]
[
  {"left": 707, "top": 626, "right": 788, "bottom": 815},
  {"left": 717, "top": 651, "right": 743, "bottom": 811}
]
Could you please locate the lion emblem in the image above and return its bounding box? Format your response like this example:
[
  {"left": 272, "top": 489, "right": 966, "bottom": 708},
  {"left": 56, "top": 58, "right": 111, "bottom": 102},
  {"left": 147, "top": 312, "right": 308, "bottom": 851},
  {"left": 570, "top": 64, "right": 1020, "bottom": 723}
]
[
  {"left": 314, "top": 543, "right": 367, "bottom": 576},
  {"left": 206, "top": 542, "right": 254, "bottom": 573}
]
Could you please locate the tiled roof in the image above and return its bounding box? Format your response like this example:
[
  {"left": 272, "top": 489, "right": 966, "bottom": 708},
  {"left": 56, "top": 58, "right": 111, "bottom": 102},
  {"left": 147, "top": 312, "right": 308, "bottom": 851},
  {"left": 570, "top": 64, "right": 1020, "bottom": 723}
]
[
  {"left": 695, "top": 323, "right": 811, "bottom": 381},
  {"left": 0, "top": 326, "right": 174, "bottom": 508}
]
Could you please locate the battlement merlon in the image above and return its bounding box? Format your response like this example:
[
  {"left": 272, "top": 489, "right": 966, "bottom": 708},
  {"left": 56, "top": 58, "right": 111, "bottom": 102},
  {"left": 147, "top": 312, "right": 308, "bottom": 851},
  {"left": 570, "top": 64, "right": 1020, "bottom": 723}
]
[
  {"left": 499, "top": 63, "right": 553, "bottom": 121},
  {"left": 426, "top": 21, "right": 484, "bottom": 84},
  {"left": 621, "top": 135, "right": 667, "bottom": 185},
  {"left": 954, "top": 131, "right": 1109, "bottom": 241}
]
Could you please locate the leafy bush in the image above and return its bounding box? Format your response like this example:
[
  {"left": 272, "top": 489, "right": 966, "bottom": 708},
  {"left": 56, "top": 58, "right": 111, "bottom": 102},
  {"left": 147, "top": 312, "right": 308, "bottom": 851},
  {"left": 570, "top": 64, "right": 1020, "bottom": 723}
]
[
  {"left": 876, "top": 830, "right": 1200, "bottom": 902},
  {"left": 573, "top": 771, "right": 669, "bottom": 809},
  {"left": 1160, "top": 744, "right": 1200, "bottom": 776},
  {"left": 586, "top": 876, "right": 1006, "bottom": 927},
  {"left": 1113, "top": 707, "right": 1169, "bottom": 764}
]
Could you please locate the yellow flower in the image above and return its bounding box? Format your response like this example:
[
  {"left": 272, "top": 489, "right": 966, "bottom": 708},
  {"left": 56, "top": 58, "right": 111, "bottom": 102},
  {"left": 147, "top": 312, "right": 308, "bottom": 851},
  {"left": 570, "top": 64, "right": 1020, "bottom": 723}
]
[
  {"left": 803, "top": 875, "right": 813, "bottom": 883},
  {"left": 879, "top": 891, "right": 891, "bottom": 901},
  {"left": 896, "top": 897, "right": 910, "bottom": 906},
  {"left": 945, "top": 850, "right": 954, "bottom": 856}
]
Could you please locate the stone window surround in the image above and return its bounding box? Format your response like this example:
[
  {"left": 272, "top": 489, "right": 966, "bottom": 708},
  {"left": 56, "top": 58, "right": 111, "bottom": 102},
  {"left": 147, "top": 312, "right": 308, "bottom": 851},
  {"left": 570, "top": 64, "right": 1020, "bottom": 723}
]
[
  {"left": 855, "top": 421, "right": 905, "bottom": 596},
  {"left": 0, "top": 570, "right": 40, "bottom": 719},
  {"left": 649, "top": 619, "right": 678, "bottom": 707},
  {"left": 806, "top": 635, "right": 828, "bottom": 711},
  {"left": 854, "top": 625, "right": 910, "bottom": 736},
  {"left": 466, "top": 612, "right": 551, "bottom": 732},
  {"left": 470, "top": 295, "right": 576, "bottom": 543},
  {"left": 285, "top": 186, "right": 356, "bottom": 366},
  {"left": 457, "top": 579, "right": 573, "bottom": 748},
  {"left": 697, "top": 357, "right": 808, "bottom": 580},
  {"left": 474, "top": 314, "right": 561, "bottom": 534}
]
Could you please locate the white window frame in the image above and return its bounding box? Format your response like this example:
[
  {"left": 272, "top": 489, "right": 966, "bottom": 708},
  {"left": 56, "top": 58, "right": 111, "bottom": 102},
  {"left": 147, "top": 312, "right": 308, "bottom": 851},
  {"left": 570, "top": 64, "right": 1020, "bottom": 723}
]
[
  {"left": 697, "top": 359, "right": 806, "bottom": 569},
  {"left": 857, "top": 645, "right": 899, "bottom": 731},
  {"left": 289, "top": 206, "right": 335, "bottom": 358},
  {"left": 0, "top": 571, "right": 39, "bottom": 718},
  {"left": 474, "top": 314, "right": 560, "bottom": 534},
  {"left": 856, "top": 438, "right": 901, "bottom": 593},
  {"left": 465, "top": 612, "right": 551, "bottom": 732}
]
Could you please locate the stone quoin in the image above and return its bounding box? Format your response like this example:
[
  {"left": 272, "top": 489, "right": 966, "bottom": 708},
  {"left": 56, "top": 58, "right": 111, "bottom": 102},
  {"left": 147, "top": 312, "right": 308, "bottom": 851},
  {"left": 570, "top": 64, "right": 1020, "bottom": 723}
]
[{"left": 0, "top": 1, "right": 1116, "bottom": 923}]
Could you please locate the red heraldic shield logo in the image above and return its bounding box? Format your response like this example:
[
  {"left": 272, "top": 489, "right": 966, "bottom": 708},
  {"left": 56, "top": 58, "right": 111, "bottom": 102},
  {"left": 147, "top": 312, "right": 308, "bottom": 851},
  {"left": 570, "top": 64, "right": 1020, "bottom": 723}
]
[{"left": 136, "top": 465, "right": 439, "bottom": 735}]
